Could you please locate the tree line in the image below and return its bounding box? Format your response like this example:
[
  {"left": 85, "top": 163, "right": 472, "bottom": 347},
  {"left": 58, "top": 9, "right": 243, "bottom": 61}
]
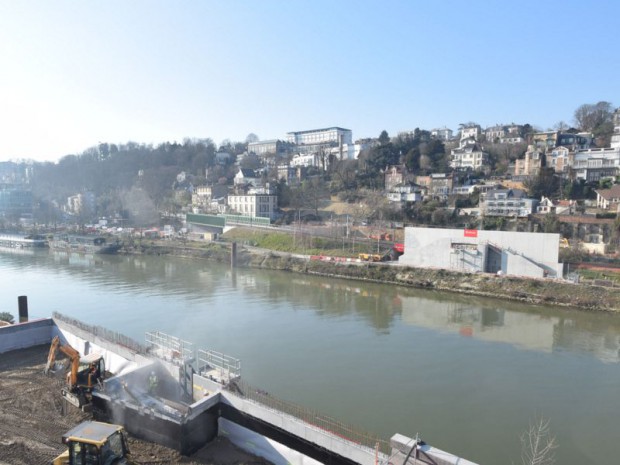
[{"left": 17, "top": 100, "right": 616, "bottom": 228}]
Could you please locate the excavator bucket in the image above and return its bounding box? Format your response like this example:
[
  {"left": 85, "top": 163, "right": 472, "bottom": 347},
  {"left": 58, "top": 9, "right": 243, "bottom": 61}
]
[{"left": 44, "top": 336, "right": 60, "bottom": 374}]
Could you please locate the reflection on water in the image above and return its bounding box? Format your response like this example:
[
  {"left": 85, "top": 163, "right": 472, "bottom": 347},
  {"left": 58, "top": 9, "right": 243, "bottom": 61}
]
[
  {"left": 2, "top": 249, "right": 620, "bottom": 465},
  {"left": 2, "top": 248, "right": 619, "bottom": 364}
]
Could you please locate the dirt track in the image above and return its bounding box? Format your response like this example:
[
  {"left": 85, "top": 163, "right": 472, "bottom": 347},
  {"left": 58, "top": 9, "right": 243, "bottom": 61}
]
[{"left": 0, "top": 345, "right": 267, "bottom": 465}]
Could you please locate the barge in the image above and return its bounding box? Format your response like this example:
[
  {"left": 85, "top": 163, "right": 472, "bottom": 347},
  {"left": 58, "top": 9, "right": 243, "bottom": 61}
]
[{"left": 49, "top": 234, "right": 121, "bottom": 254}]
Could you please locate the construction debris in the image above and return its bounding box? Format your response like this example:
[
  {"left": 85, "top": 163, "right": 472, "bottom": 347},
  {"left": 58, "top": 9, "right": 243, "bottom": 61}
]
[{"left": 0, "top": 345, "right": 268, "bottom": 465}]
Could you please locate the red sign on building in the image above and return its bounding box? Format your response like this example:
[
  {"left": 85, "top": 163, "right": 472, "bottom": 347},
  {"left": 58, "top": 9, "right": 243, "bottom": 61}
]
[{"left": 464, "top": 229, "right": 478, "bottom": 238}]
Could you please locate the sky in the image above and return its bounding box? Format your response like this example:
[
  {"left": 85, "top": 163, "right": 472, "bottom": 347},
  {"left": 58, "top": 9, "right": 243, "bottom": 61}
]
[{"left": 0, "top": 0, "right": 618, "bottom": 163}]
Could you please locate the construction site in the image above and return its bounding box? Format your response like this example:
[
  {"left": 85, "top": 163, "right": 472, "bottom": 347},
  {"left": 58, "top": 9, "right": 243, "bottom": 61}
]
[
  {"left": 0, "top": 299, "right": 477, "bottom": 465},
  {"left": 0, "top": 340, "right": 266, "bottom": 465}
]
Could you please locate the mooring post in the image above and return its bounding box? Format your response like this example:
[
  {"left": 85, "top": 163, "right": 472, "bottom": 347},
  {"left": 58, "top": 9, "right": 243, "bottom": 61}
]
[
  {"left": 18, "top": 295, "right": 28, "bottom": 323},
  {"left": 231, "top": 242, "right": 237, "bottom": 268}
]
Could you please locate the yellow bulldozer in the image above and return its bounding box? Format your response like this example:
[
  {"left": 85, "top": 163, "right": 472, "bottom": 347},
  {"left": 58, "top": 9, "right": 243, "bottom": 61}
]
[{"left": 52, "top": 421, "right": 134, "bottom": 465}]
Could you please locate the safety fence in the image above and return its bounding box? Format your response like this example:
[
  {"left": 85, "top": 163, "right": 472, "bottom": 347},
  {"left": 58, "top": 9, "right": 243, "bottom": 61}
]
[
  {"left": 197, "top": 349, "right": 241, "bottom": 380},
  {"left": 145, "top": 330, "right": 194, "bottom": 365},
  {"left": 52, "top": 312, "right": 148, "bottom": 355},
  {"left": 224, "top": 378, "right": 391, "bottom": 455}
]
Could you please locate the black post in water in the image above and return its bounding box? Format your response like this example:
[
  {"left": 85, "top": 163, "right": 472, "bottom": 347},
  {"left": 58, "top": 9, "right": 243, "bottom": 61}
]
[
  {"left": 231, "top": 242, "right": 237, "bottom": 268},
  {"left": 18, "top": 295, "right": 28, "bottom": 323}
]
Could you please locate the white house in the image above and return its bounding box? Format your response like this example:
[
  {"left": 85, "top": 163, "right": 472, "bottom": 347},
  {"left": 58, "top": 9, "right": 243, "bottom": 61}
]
[
  {"left": 431, "top": 127, "right": 453, "bottom": 141},
  {"left": 227, "top": 185, "right": 278, "bottom": 220},
  {"left": 595, "top": 185, "right": 620, "bottom": 210},
  {"left": 290, "top": 153, "right": 320, "bottom": 169},
  {"left": 450, "top": 139, "right": 489, "bottom": 171},
  {"left": 459, "top": 125, "right": 481, "bottom": 141},
  {"left": 234, "top": 168, "right": 261, "bottom": 187},
  {"left": 480, "top": 189, "right": 538, "bottom": 218},
  {"left": 387, "top": 184, "right": 423, "bottom": 204}
]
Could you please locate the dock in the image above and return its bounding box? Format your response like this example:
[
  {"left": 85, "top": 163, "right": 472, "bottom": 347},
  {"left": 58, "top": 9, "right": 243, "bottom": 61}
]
[{"left": 0, "top": 233, "right": 48, "bottom": 248}]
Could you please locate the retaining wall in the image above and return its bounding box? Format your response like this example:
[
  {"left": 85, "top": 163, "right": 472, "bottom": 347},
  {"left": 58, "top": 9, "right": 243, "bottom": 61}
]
[{"left": 0, "top": 318, "right": 53, "bottom": 353}]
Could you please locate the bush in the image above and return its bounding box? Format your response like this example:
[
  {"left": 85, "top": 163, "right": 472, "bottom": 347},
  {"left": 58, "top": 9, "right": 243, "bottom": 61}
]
[
  {"left": 596, "top": 212, "right": 617, "bottom": 219},
  {"left": 0, "top": 312, "right": 15, "bottom": 324}
]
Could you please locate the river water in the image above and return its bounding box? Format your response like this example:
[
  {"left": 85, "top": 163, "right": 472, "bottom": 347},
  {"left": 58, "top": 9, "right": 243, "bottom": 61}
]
[{"left": 1, "top": 248, "right": 619, "bottom": 464}]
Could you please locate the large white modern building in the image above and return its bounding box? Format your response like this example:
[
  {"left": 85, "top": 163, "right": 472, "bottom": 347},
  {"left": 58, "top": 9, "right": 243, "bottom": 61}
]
[
  {"left": 247, "top": 139, "right": 285, "bottom": 156},
  {"left": 286, "top": 127, "right": 353, "bottom": 146},
  {"left": 398, "top": 227, "right": 562, "bottom": 279}
]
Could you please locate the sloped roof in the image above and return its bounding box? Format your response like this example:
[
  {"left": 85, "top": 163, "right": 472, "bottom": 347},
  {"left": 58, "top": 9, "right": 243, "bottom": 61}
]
[
  {"left": 486, "top": 188, "right": 528, "bottom": 199},
  {"left": 238, "top": 168, "right": 257, "bottom": 177},
  {"left": 595, "top": 184, "right": 620, "bottom": 201}
]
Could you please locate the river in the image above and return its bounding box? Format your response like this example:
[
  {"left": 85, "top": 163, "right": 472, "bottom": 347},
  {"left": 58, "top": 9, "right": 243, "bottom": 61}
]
[{"left": 1, "top": 247, "right": 619, "bottom": 464}]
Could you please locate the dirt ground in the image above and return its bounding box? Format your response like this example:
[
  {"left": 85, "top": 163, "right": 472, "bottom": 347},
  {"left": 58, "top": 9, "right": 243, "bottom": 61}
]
[{"left": 0, "top": 345, "right": 267, "bottom": 465}]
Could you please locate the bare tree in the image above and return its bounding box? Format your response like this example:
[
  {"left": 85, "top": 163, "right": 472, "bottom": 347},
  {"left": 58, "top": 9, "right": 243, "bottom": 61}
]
[
  {"left": 300, "top": 177, "right": 330, "bottom": 217},
  {"left": 520, "top": 417, "right": 558, "bottom": 465},
  {"left": 574, "top": 101, "right": 613, "bottom": 132},
  {"left": 245, "top": 133, "right": 259, "bottom": 143}
]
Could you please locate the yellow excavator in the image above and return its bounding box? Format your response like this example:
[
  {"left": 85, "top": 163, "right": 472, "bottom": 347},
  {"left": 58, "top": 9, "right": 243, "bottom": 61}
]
[
  {"left": 52, "top": 421, "right": 134, "bottom": 465},
  {"left": 45, "top": 336, "right": 105, "bottom": 408}
]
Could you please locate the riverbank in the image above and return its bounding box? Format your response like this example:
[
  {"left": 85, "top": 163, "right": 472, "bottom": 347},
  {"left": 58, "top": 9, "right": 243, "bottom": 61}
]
[{"left": 120, "top": 240, "right": 620, "bottom": 312}]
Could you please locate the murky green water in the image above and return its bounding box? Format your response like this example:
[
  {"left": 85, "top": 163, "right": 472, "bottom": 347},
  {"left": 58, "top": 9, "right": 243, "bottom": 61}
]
[{"left": 1, "top": 248, "right": 619, "bottom": 464}]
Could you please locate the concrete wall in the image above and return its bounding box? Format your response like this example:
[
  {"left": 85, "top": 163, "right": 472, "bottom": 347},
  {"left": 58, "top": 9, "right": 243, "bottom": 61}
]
[
  {"left": 93, "top": 372, "right": 221, "bottom": 456},
  {"left": 390, "top": 433, "right": 479, "bottom": 465},
  {"left": 53, "top": 318, "right": 147, "bottom": 375},
  {"left": 93, "top": 390, "right": 219, "bottom": 455},
  {"left": 503, "top": 250, "right": 545, "bottom": 278},
  {"left": 400, "top": 227, "right": 561, "bottom": 278},
  {"left": 220, "top": 391, "right": 378, "bottom": 465},
  {"left": 220, "top": 418, "right": 323, "bottom": 465},
  {"left": 0, "top": 318, "right": 53, "bottom": 353}
]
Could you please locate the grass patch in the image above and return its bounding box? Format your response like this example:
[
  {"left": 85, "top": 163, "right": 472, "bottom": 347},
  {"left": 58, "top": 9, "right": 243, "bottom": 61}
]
[
  {"left": 222, "top": 227, "right": 360, "bottom": 257},
  {"left": 578, "top": 269, "right": 620, "bottom": 284}
]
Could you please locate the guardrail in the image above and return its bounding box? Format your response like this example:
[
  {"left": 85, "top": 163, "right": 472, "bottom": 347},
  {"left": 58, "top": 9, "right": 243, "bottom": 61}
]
[
  {"left": 52, "top": 312, "right": 148, "bottom": 355},
  {"left": 225, "top": 378, "right": 391, "bottom": 455},
  {"left": 197, "top": 349, "right": 241, "bottom": 380}
]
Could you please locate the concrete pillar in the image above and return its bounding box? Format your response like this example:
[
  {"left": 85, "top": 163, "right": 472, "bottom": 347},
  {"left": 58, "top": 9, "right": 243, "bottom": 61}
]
[
  {"left": 231, "top": 242, "right": 237, "bottom": 268},
  {"left": 18, "top": 296, "right": 28, "bottom": 323}
]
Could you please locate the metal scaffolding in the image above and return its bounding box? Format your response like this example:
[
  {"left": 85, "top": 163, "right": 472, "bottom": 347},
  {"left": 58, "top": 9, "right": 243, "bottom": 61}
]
[
  {"left": 197, "top": 349, "right": 241, "bottom": 383},
  {"left": 145, "top": 330, "right": 194, "bottom": 365}
]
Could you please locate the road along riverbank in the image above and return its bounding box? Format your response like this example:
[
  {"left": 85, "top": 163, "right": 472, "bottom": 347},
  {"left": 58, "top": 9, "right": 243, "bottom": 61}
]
[{"left": 120, "top": 240, "right": 620, "bottom": 312}]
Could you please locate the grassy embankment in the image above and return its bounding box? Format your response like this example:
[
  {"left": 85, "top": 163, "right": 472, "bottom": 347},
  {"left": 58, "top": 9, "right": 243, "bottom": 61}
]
[
  {"left": 122, "top": 229, "right": 620, "bottom": 312},
  {"left": 576, "top": 268, "right": 620, "bottom": 284},
  {"left": 222, "top": 228, "right": 362, "bottom": 257}
]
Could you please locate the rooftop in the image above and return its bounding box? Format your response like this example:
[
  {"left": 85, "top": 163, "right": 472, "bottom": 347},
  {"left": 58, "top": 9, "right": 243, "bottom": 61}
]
[
  {"left": 287, "top": 127, "right": 351, "bottom": 135},
  {"left": 595, "top": 184, "right": 620, "bottom": 200}
]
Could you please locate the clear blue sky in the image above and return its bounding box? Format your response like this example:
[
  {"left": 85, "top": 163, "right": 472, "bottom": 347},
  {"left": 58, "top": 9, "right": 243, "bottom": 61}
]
[{"left": 1, "top": 0, "right": 618, "bottom": 162}]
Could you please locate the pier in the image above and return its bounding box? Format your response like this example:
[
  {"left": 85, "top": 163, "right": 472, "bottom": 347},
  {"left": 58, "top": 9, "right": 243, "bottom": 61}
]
[{"left": 0, "top": 233, "right": 48, "bottom": 248}]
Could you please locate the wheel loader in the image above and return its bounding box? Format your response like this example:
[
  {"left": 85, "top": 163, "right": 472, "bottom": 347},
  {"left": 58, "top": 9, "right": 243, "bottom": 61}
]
[{"left": 52, "top": 421, "right": 134, "bottom": 465}]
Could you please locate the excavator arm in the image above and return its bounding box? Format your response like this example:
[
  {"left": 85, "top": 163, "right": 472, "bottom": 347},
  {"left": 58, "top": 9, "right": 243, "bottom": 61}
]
[
  {"left": 44, "top": 336, "right": 80, "bottom": 387},
  {"left": 59, "top": 344, "right": 81, "bottom": 388},
  {"left": 44, "top": 336, "right": 61, "bottom": 374},
  {"left": 44, "top": 336, "right": 96, "bottom": 390}
]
